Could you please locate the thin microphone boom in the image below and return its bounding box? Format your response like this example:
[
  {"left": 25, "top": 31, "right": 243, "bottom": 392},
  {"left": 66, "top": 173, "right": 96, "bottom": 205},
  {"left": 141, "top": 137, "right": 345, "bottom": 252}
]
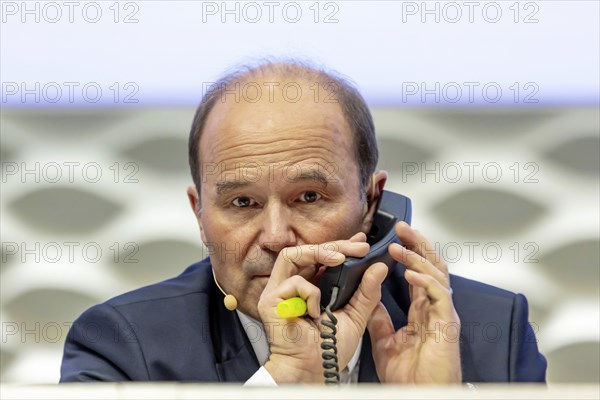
[{"left": 211, "top": 267, "right": 238, "bottom": 311}]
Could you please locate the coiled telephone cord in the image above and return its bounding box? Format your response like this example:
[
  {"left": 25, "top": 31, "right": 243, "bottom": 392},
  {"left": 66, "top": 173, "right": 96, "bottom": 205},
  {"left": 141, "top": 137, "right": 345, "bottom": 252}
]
[{"left": 320, "top": 286, "right": 340, "bottom": 385}]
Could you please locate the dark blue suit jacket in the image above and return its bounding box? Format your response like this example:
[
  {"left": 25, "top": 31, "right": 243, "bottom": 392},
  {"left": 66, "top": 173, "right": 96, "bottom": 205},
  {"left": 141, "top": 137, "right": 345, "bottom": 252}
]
[{"left": 60, "top": 258, "right": 546, "bottom": 382}]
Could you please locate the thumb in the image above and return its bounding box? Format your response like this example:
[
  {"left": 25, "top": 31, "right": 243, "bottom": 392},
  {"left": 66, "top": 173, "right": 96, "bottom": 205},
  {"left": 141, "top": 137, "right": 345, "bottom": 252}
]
[
  {"left": 344, "top": 262, "right": 388, "bottom": 327},
  {"left": 367, "top": 302, "right": 395, "bottom": 345}
]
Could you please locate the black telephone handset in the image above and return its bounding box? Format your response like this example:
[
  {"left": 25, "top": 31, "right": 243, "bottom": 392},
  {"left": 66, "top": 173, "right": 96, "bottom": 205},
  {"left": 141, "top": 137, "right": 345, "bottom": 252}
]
[{"left": 318, "top": 190, "right": 412, "bottom": 311}]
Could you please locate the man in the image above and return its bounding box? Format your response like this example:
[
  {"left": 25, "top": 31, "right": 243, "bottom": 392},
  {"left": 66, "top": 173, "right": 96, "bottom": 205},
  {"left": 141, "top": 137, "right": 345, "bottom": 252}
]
[{"left": 60, "top": 59, "right": 547, "bottom": 384}]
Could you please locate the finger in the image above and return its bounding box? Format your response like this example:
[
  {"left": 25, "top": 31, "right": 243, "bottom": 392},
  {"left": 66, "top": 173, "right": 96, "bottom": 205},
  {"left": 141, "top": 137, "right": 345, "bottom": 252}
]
[
  {"left": 268, "top": 244, "right": 341, "bottom": 289},
  {"left": 348, "top": 232, "right": 367, "bottom": 243},
  {"left": 260, "top": 275, "right": 322, "bottom": 319},
  {"left": 321, "top": 239, "right": 370, "bottom": 264},
  {"left": 366, "top": 302, "right": 395, "bottom": 344},
  {"left": 312, "top": 239, "right": 370, "bottom": 283},
  {"left": 409, "top": 283, "right": 428, "bottom": 304},
  {"left": 269, "top": 240, "right": 370, "bottom": 288},
  {"left": 404, "top": 269, "right": 453, "bottom": 307},
  {"left": 343, "top": 262, "right": 388, "bottom": 326},
  {"left": 389, "top": 242, "right": 448, "bottom": 289},
  {"left": 395, "top": 221, "right": 448, "bottom": 275},
  {"left": 406, "top": 290, "right": 430, "bottom": 325}
]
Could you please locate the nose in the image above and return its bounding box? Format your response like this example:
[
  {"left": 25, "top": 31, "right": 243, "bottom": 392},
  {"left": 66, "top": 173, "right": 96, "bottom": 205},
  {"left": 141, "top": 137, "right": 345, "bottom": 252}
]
[{"left": 258, "top": 201, "right": 297, "bottom": 254}]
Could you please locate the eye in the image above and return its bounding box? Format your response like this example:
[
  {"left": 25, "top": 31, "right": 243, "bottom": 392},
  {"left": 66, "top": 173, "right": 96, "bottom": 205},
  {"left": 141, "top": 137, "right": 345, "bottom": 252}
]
[
  {"left": 232, "top": 196, "right": 256, "bottom": 208},
  {"left": 298, "top": 191, "right": 322, "bottom": 203}
]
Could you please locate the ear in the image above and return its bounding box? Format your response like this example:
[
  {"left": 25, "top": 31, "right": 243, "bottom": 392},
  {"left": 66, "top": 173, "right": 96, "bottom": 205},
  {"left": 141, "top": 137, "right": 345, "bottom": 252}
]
[
  {"left": 361, "top": 170, "right": 388, "bottom": 233},
  {"left": 187, "top": 185, "right": 207, "bottom": 243}
]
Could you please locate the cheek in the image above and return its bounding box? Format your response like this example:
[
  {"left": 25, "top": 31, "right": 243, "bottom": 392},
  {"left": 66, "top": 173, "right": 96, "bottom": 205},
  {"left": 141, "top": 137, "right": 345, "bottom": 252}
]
[
  {"left": 201, "top": 211, "right": 259, "bottom": 270},
  {"left": 297, "top": 204, "right": 365, "bottom": 243},
  {"left": 202, "top": 210, "right": 249, "bottom": 244}
]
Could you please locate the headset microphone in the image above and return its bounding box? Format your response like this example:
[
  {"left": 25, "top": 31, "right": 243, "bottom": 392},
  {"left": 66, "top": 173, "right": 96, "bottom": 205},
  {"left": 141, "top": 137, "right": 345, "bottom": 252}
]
[{"left": 211, "top": 268, "right": 238, "bottom": 311}]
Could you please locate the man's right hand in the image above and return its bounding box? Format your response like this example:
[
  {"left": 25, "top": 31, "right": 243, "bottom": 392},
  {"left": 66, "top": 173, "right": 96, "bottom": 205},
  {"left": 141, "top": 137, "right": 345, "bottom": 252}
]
[{"left": 258, "top": 232, "right": 388, "bottom": 383}]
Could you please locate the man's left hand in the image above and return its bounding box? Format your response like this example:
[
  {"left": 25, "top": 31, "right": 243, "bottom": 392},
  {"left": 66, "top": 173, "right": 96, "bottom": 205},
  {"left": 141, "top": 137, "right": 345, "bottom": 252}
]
[{"left": 367, "top": 221, "right": 462, "bottom": 384}]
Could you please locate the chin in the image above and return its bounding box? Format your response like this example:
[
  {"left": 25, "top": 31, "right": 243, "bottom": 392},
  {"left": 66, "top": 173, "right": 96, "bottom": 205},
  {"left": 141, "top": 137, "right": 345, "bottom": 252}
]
[
  {"left": 241, "top": 288, "right": 265, "bottom": 319},
  {"left": 239, "top": 301, "right": 261, "bottom": 321}
]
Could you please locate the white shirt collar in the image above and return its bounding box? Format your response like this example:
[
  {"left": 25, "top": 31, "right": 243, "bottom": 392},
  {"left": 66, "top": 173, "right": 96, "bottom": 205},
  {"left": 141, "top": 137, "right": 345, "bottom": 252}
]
[{"left": 236, "top": 310, "right": 362, "bottom": 377}]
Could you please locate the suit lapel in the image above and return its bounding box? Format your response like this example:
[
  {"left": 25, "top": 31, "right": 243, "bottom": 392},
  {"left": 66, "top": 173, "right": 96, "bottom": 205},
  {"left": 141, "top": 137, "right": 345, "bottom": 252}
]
[
  {"left": 209, "top": 276, "right": 260, "bottom": 382},
  {"left": 215, "top": 340, "right": 259, "bottom": 382},
  {"left": 358, "top": 328, "right": 379, "bottom": 382}
]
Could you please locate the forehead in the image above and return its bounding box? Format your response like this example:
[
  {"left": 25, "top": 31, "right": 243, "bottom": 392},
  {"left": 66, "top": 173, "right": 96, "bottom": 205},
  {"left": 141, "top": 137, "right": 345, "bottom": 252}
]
[{"left": 199, "top": 76, "right": 355, "bottom": 172}]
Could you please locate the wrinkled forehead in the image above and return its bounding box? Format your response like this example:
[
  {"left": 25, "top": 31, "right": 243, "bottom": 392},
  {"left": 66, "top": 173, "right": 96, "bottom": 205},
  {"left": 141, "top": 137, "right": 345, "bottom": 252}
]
[{"left": 199, "top": 75, "right": 354, "bottom": 165}]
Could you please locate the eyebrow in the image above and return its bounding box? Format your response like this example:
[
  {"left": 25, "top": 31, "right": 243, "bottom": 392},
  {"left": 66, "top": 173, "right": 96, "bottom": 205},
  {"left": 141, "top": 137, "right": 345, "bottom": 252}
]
[
  {"left": 215, "top": 180, "right": 250, "bottom": 196},
  {"left": 215, "top": 169, "right": 330, "bottom": 196},
  {"left": 287, "top": 170, "right": 330, "bottom": 187}
]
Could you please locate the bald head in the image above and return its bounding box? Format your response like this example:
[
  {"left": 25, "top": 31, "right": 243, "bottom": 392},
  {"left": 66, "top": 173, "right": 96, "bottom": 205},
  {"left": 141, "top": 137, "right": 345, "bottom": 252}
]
[{"left": 188, "top": 59, "right": 378, "bottom": 199}]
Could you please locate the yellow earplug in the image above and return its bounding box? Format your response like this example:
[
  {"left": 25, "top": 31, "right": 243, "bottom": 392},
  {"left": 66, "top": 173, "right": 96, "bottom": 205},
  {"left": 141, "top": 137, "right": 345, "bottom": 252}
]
[{"left": 276, "top": 297, "right": 307, "bottom": 318}]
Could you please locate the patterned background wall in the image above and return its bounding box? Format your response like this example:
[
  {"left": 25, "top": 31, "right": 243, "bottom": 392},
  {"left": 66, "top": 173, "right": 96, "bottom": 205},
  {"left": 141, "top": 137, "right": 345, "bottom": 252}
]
[{"left": 1, "top": 106, "right": 598, "bottom": 384}]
